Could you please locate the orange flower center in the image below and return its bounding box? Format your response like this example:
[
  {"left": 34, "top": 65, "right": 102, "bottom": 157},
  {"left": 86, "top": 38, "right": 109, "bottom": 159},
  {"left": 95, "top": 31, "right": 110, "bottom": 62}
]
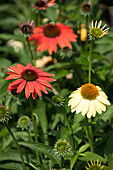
[
  {"left": 35, "top": 0, "right": 47, "bottom": 7},
  {"left": 43, "top": 24, "right": 61, "bottom": 38},
  {"left": 21, "top": 25, "right": 33, "bottom": 34},
  {"left": 80, "top": 83, "right": 99, "bottom": 100},
  {"left": 21, "top": 69, "right": 38, "bottom": 81}
]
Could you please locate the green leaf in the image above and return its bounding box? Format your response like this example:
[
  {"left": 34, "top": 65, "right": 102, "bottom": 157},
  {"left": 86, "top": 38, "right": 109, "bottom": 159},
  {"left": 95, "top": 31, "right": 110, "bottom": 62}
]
[
  {"left": 79, "top": 151, "right": 106, "bottom": 162},
  {"left": 0, "top": 58, "right": 12, "bottom": 71},
  {"left": 54, "top": 70, "right": 69, "bottom": 80},
  {"left": 78, "top": 143, "right": 90, "bottom": 153},
  {"left": 0, "top": 162, "right": 23, "bottom": 170},
  {"left": 70, "top": 155, "right": 78, "bottom": 169},
  {"left": 107, "top": 155, "right": 113, "bottom": 170},
  {"left": 46, "top": 7, "right": 58, "bottom": 22},
  {"left": 37, "top": 100, "right": 48, "bottom": 134},
  {"left": 19, "top": 141, "right": 60, "bottom": 165},
  {"left": 45, "top": 62, "right": 70, "bottom": 71},
  {"left": 104, "top": 131, "right": 113, "bottom": 155},
  {"left": 60, "top": 127, "right": 72, "bottom": 139}
]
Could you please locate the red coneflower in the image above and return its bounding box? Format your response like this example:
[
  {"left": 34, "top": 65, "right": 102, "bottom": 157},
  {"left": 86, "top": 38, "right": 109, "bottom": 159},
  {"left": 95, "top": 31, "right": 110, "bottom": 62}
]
[
  {"left": 32, "top": 0, "right": 55, "bottom": 10},
  {"left": 29, "top": 23, "right": 78, "bottom": 55},
  {"left": 5, "top": 63, "right": 55, "bottom": 99}
]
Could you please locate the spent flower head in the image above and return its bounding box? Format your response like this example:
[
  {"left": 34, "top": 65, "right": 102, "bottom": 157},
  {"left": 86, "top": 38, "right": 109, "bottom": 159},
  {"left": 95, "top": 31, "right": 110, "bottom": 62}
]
[
  {"left": 32, "top": 0, "right": 55, "bottom": 10},
  {"left": 60, "top": 47, "right": 73, "bottom": 58},
  {"left": 17, "top": 116, "right": 32, "bottom": 131},
  {"left": 68, "top": 83, "right": 110, "bottom": 118},
  {"left": 85, "top": 160, "right": 104, "bottom": 170},
  {"left": 81, "top": 1, "right": 92, "bottom": 16},
  {"left": 19, "top": 20, "right": 35, "bottom": 37},
  {"left": 52, "top": 95, "right": 65, "bottom": 107},
  {"left": 89, "top": 20, "right": 109, "bottom": 41},
  {"left": 0, "top": 104, "right": 11, "bottom": 123},
  {"left": 54, "top": 139, "right": 71, "bottom": 157}
]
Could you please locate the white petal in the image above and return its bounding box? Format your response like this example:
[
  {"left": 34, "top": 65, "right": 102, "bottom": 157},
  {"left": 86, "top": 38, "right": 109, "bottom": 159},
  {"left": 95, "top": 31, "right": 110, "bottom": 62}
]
[
  {"left": 75, "top": 99, "right": 86, "bottom": 114},
  {"left": 95, "top": 99, "right": 106, "bottom": 111},
  {"left": 81, "top": 99, "right": 90, "bottom": 116},
  {"left": 68, "top": 93, "right": 82, "bottom": 108},
  {"left": 99, "top": 91, "right": 107, "bottom": 99},
  {"left": 91, "top": 21, "right": 94, "bottom": 28},
  {"left": 87, "top": 102, "right": 92, "bottom": 118},
  {"left": 96, "top": 86, "right": 101, "bottom": 91},
  {"left": 69, "top": 89, "right": 80, "bottom": 98},
  {"left": 97, "top": 20, "right": 102, "bottom": 28},
  {"left": 97, "top": 96, "right": 110, "bottom": 105},
  {"left": 101, "top": 24, "right": 106, "bottom": 30},
  {"left": 95, "top": 101, "right": 102, "bottom": 114},
  {"left": 92, "top": 100, "right": 96, "bottom": 117},
  {"left": 95, "top": 20, "right": 97, "bottom": 27},
  {"left": 71, "top": 98, "right": 82, "bottom": 113}
]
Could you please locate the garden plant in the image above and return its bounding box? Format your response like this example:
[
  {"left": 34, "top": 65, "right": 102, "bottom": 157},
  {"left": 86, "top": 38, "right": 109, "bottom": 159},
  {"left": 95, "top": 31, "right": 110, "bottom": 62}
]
[{"left": 0, "top": 0, "right": 113, "bottom": 170}]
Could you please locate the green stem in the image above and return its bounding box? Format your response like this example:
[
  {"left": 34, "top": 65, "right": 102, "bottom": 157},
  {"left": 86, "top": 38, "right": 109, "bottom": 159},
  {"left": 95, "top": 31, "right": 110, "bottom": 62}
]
[
  {"left": 85, "top": 116, "right": 94, "bottom": 152},
  {"left": 27, "top": 130, "right": 33, "bottom": 142},
  {"left": 61, "top": 156, "right": 64, "bottom": 168},
  {"left": 37, "top": 13, "right": 41, "bottom": 26},
  {"left": 31, "top": 112, "right": 44, "bottom": 170},
  {"left": 5, "top": 122, "right": 27, "bottom": 170},
  {"left": 62, "top": 108, "right": 74, "bottom": 151},
  {"left": 88, "top": 40, "right": 94, "bottom": 83},
  {"left": 26, "top": 37, "right": 35, "bottom": 65}
]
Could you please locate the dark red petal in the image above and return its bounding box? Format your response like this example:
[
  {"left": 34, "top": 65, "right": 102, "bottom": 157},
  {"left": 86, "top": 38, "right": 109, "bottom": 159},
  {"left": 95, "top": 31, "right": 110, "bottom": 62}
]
[
  {"left": 38, "top": 72, "right": 55, "bottom": 77},
  {"left": 17, "top": 80, "right": 26, "bottom": 93},
  {"left": 32, "top": 89, "right": 37, "bottom": 99},
  {"left": 33, "top": 81, "right": 42, "bottom": 97}
]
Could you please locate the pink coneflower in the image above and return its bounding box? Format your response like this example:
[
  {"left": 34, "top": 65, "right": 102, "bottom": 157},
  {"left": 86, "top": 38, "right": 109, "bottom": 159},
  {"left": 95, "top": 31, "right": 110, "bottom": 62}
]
[
  {"left": 19, "top": 20, "right": 35, "bottom": 34},
  {"left": 29, "top": 23, "right": 78, "bottom": 55},
  {"left": 5, "top": 63, "right": 55, "bottom": 99},
  {"left": 32, "top": 0, "right": 55, "bottom": 10}
]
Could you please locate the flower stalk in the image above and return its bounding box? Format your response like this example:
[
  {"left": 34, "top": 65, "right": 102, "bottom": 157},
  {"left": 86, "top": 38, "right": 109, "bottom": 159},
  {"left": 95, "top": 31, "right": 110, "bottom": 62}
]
[
  {"left": 86, "top": 40, "right": 94, "bottom": 152},
  {"left": 4, "top": 122, "right": 27, "bottom": 170},
  {"left": 26, "top": 37, "right": 35, "bottom": 65}
]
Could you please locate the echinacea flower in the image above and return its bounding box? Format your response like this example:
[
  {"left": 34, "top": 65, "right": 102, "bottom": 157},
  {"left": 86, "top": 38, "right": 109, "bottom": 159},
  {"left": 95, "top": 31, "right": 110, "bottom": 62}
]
[
  {"left": 68, "top": 83, "right": 110, "bottom": 118},
  {"left": 29, "top": 23, "right": 78, "bottom": 55},
  {"left": 81, "top": 1, "right": 92, "bottom": 13},
  {"left": 5, "top": 63, "right": 56, "bottom": 99},
  {"left": 32, "top": 0, "right": 55, "bottom": 10},
  {"left": 19, "top": 20, "right": 35, "bottom": 35},
  {"left": 85, "top": 160, "right": 104, "bottom": 170},
  {"left": 89, "top": 20, "right": 109, "bottom": 40}
]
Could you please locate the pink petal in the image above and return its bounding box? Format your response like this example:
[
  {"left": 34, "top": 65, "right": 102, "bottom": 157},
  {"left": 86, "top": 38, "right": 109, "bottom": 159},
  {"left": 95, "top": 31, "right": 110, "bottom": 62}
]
[
  {"left": 16, "top": 63, "right": 25, "bottom": 72},
  {"left": 33, "top": 81, "right": 42, "bottom": 97},
  {"left": 5, "top": 74, "right": 21, "bottom": 80},
  {"left": 38, "top": 72, "right": 55, "bottom": 77},
  {"left": 27, "top": 81, "right": 34, "bottom": 93},
  {"left": 25, "top": 82, "right": 30, "bottom": 99},
  {"left": 27, "top": 63, "right": 32, "bottom": 68},
  {"left": 8, "top": 79, "right": 23, "bottom": 87},
  {"left": 37, "top": 79, "right": 52, "bottom": 88},
  {"left": 17, "top": 80, "right": 26, "bottom": 93},
  {"left": 34, "top": 81, "right": 48, "bottom": 94},
  {"left": 36, "top": 69, "right": 44, "bottom": 72},
  {"left": 9, "top": 66, "right": 21, "bottom": 74},
  {"left": 38, "top": 76, "right": 56, "bottom": 82}
]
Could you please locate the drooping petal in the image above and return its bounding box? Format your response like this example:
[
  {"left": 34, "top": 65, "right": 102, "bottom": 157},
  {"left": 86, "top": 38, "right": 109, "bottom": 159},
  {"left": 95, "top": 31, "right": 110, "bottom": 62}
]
[
  {"left": 38, "top": 76, "right": 56, "bottom": 82},
  {"left": 97, "top": 96, "right": 110, "bottom": 105},
  {"left": 25, "top": 82, "right": 30, "bottom": 99},
  {"left": 33, "top": 81, "right": 42, "bottom": 97},
  {"left": 5, "top": 74, "right": 21, "bottom": 80},
  {"left": 37, "top": 79, "right": 52, "bottom": 88},
  {"left": 17, "top": 80, "right": 26, "bottom": 93},
  {"left": 38, "top": 72, "right": 55, "bottom": 77}
]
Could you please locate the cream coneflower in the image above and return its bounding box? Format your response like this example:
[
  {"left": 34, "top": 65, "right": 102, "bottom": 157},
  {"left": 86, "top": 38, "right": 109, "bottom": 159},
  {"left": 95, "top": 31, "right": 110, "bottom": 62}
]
[
  {"left": 68, "top": 83, "right": 110, "bottom": 118},
  {"left": 85, "top": 160, "right": 104, "bottom": 170},
  {"left": 89, "top": 20, "right": 109, "bottom": 40}
]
